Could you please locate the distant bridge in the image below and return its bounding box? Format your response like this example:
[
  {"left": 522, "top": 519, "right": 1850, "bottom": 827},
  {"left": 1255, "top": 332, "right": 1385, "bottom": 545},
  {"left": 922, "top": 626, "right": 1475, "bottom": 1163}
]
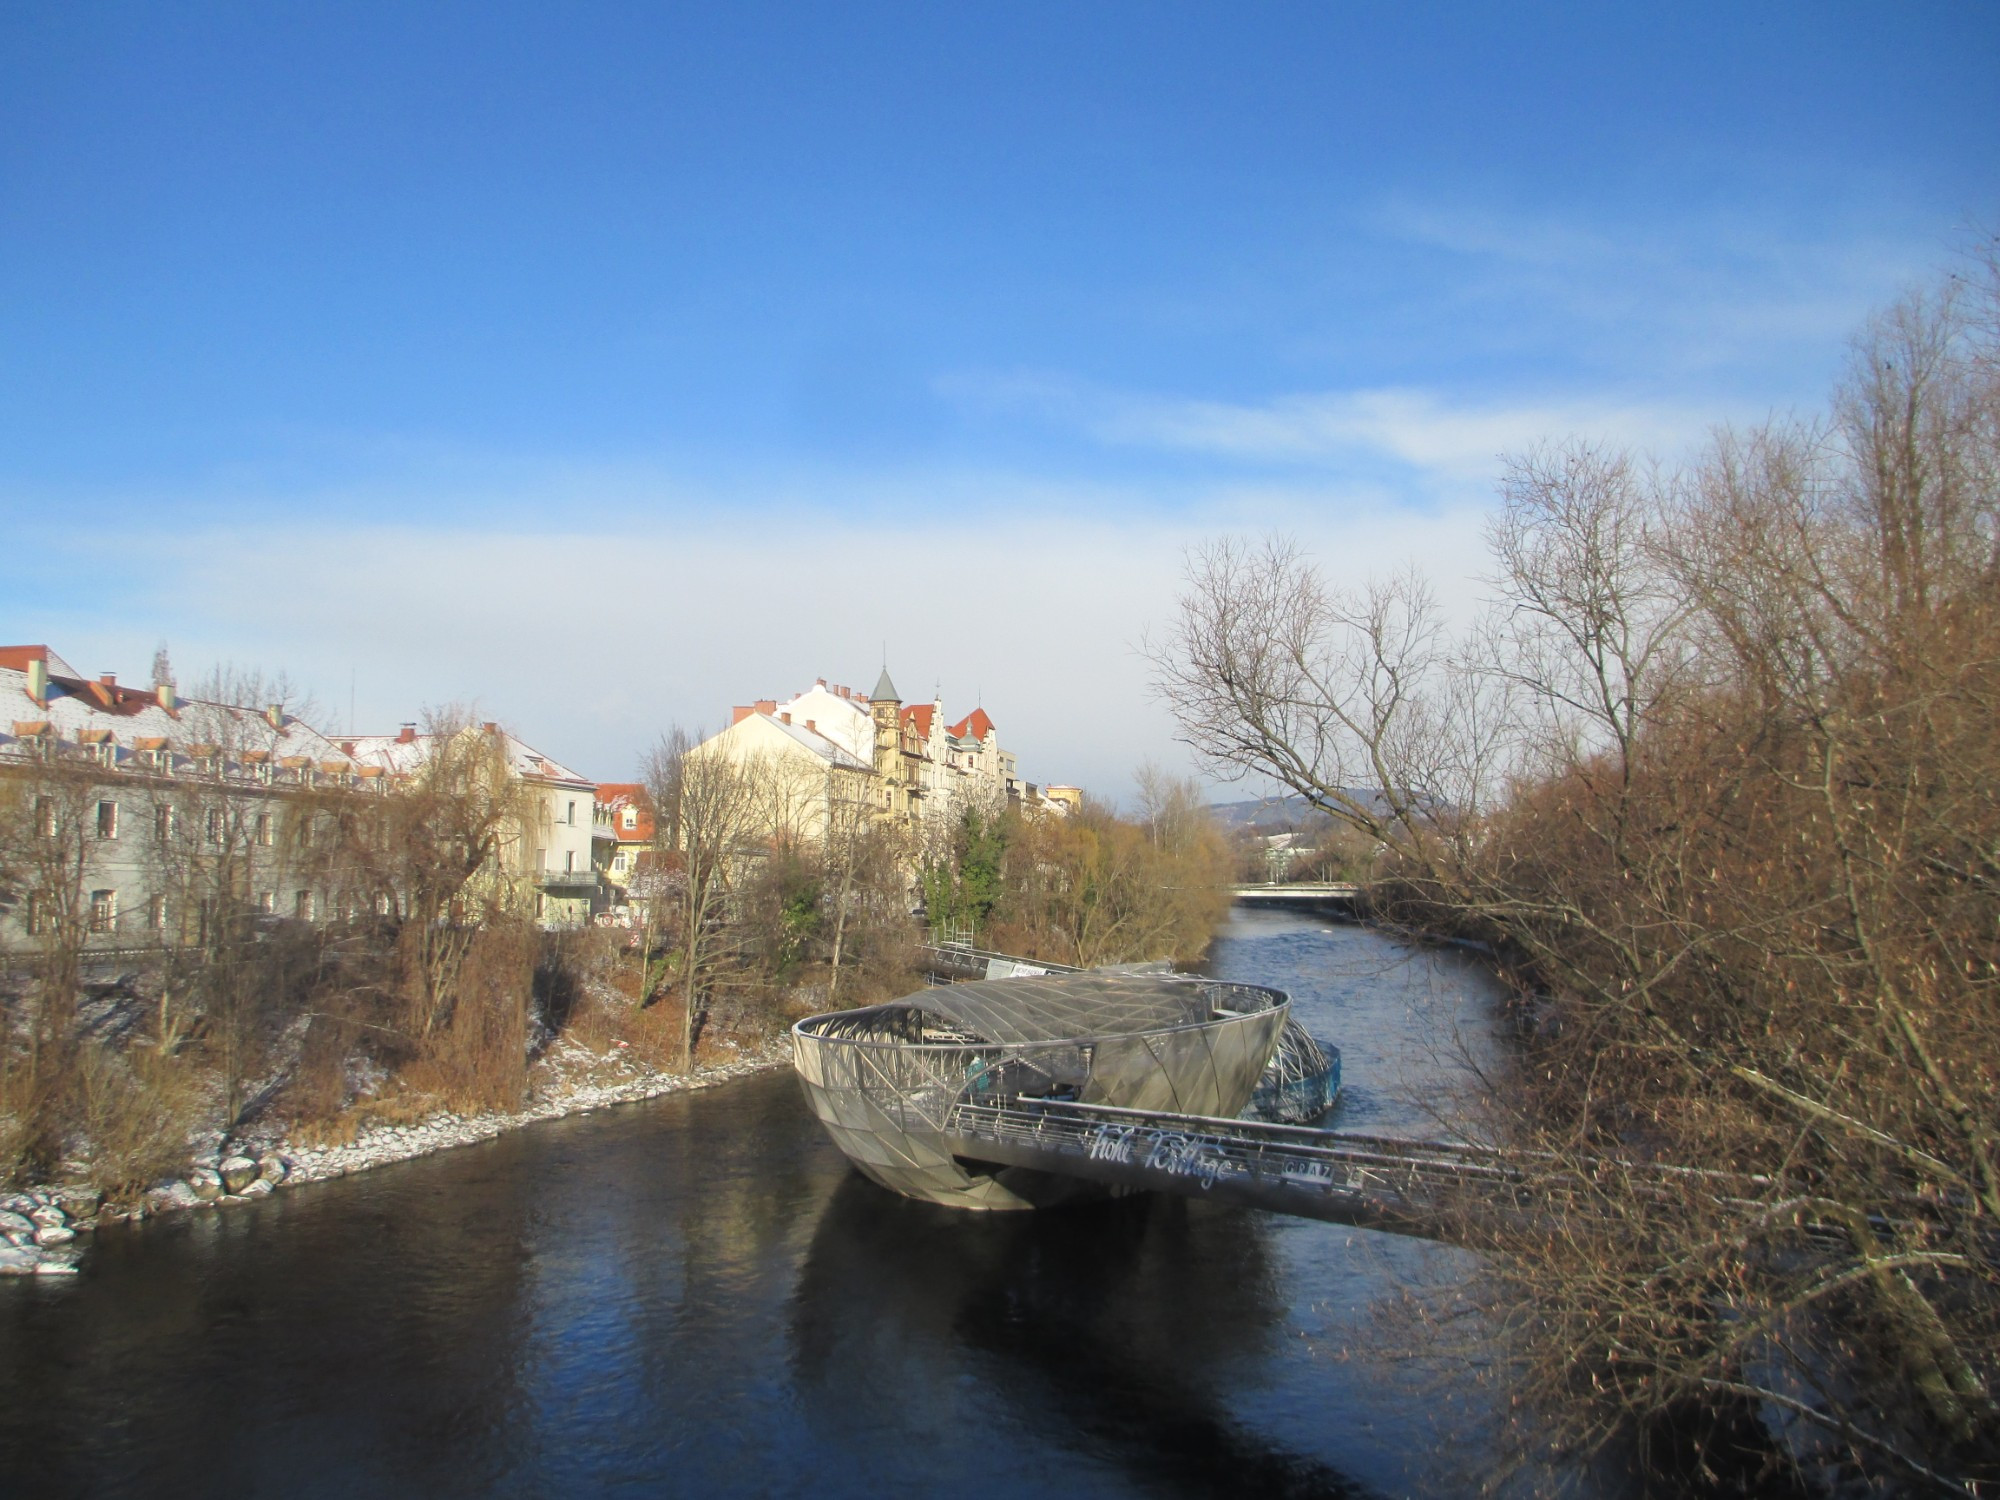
[{"left": 1229, "top": 882, "right": 1362, "bottom": 911}]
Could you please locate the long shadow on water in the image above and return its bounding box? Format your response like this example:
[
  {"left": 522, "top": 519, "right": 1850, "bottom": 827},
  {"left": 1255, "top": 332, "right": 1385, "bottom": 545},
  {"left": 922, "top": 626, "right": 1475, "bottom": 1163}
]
[{"left": 792, "top": 1172, "right": 1380, "bottom": 1499}]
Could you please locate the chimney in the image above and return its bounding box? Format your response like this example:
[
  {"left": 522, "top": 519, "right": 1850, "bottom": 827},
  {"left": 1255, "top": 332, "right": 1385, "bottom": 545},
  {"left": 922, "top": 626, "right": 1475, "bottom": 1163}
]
[
  {"left": 732, "top": 705, "right": 753, "bottom": 726},
  {"left": 806, "top": 720, "right": 816, "bottom": 734},
  {"left": 780, "top": 712, "right": 791, "bottom": 725},
  {"left": 99, "top": 672, "right": 116, "bottom": 688},
  {"left": 156, "top": 681, "right": 177, "bottom": 712},
  {"left": 397, "top": 723, "right": 417, "bottom": 744},
  {"left": 483, "top": 721, "right": 499, "bottom": 734},
  {"left": 265, "top": 703, "right": 284, "bottom": 730},
  {"left": 25, "top": 658, "right": 46, "bottom": 706},
  {"left": 755, "top": 699, "right": 776, "bottom": 716}
]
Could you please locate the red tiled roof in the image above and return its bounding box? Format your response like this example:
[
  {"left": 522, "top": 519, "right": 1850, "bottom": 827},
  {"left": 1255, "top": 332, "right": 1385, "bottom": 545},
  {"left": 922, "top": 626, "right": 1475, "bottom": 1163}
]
[
  {"left": 948, "top": 707, "right": 994, "bottom": 741},
  {"left": 596, "top": 782, "right": 656, "bottom": 843},
  {"left": 901, "top": 703, "right": 935, "bottom": 737}
]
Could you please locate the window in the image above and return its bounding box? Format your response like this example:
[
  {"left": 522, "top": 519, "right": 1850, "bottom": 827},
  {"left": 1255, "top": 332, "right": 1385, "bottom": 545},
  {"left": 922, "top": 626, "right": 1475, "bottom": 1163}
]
[
  {"left": 88, "top": 889, "right": 117, "bottom": 933},
  {"left": 564, "top": 850, "right": 575, "bottom": 872},
  {"left": 24, "top": 893, "right": 44, "bottom": 936},
  {"left": 35, "top": 797, "right": 53, "bottom": 839},
  {"left": 255, "top": 813, "right": 274, "bottom": 847},
  {"left": 567, "top": 799, "right": 577, "bottom": 825},
  {"left": 207, "top": 808, "right": 226, "bottom": 845},
  {"left": 96, "top": 800, "right": 118, "bottom": 840},
  {"left": 536, "top": 847, "right": 547, "bottom": 870},
  {"left": 295, "top": 890, "right": 314, "bottom": 921},
  {"left": 155, "top": 804, "right": 178, "bottom": 842},
  {"left": 374, "top": 892, "right": 392, "bottom": 917},
  {"left": 298, "top": 816, "right": 315, "bottom": 849},
  {"left": 257, "top": 891, "right": 275, "bottom": 915},
  {"left": 147, "top": 894, "right": 168, "bottom": 931},
  {"left": 621, "top": 807, "right": 637, "bottom": 831},
  {"left": 612, "top": 852, "right": 628, "bottom": 873}
]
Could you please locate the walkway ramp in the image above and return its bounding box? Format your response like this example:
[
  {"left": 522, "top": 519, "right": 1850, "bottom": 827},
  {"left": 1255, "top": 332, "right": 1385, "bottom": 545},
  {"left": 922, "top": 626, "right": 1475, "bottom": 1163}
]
[{"left": 942, "top": 1097, "right": 1527, "bottom": 1243}]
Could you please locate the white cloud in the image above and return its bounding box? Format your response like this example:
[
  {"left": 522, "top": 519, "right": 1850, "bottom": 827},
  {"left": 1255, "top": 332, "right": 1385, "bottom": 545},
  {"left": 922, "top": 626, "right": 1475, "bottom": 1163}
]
[
  {"left": 1087, "top": 387, "right": 1720, "bottom": 484},
  {"left": 943, "top": 371, "right": 1728, "bottom": 494},
  {"left": 6, "top": 485, "right": 1495, "bottom": 806}
]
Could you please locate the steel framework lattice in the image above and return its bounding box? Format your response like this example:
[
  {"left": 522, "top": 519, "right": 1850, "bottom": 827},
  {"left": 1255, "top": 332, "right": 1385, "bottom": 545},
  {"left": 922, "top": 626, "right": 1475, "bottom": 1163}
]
[{"left": 792, "top": 972, "right": 1292, "bottom": 1210}]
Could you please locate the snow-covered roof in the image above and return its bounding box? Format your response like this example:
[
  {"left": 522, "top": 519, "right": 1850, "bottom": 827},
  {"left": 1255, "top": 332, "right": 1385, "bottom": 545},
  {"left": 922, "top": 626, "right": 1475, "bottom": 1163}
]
[
  {"left": 342, "top": 726, "right": 594, "bottom": 789},
  {"left": 755, "top": 713, "right": 873, "bottom": 772},
  {"left": 772, "top": 683, "right": 875, "bottom": 762},
  {"left": 0, "top": 662, "right": 357, "bottom": 776}
]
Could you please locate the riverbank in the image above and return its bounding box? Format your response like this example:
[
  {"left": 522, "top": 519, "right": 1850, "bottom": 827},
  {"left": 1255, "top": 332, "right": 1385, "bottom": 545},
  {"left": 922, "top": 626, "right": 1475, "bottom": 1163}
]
[{"left": 0, "top": 1033, "right": 794, "bottom": 1277}]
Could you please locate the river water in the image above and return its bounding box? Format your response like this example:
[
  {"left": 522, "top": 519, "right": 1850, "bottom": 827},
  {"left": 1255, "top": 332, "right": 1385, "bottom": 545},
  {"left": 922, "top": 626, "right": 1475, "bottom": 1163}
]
[{"left": 0, "top": 911, "right": 1620, "bottom": 1498}]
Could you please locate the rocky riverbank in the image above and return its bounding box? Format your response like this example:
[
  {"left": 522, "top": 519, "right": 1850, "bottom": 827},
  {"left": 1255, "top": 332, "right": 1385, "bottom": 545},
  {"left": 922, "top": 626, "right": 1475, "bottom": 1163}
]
[{"left": 0, "top": 1037, "right": 793, "bottom": 1278}]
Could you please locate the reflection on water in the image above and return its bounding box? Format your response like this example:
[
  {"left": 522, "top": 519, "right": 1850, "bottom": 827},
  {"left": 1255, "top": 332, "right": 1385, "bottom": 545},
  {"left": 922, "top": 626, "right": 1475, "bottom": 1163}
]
[
  {"left": 0, "top": 912, "right": 1619, "bottom": 1498},
  {"left": 793, "top": 1176, "right": 1362, "bottom": 1498}
]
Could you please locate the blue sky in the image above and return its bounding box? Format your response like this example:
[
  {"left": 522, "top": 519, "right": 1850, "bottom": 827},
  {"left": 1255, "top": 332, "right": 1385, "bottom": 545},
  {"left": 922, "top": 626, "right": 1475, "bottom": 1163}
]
[{"left": 3, "top": 3, "right": 1995, "bottom": 796}]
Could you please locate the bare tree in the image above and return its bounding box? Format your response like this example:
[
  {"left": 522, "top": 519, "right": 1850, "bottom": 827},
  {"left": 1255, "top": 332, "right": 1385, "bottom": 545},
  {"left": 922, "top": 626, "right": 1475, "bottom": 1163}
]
[
  {"left": 1151, "top": 265, "right": 2000, "bottom": 1488},
  {"left": 0, "top": 746, "right": 99, "bottom": 1170},
  {"left": 642, "top": 728, "right": 760, "bottom": 1071}
]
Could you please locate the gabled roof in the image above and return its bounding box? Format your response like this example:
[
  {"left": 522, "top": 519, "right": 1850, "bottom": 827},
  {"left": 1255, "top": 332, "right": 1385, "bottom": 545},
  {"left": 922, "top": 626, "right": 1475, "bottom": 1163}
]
[
  {"left": 900, "top": 703, "right": 935, "bottom": 738},
  {"left": 754, "top": 713, "right": 873, "bottom": 772},
  {"left": 0, "top": 645, "right": 82, "bottom": 678},
  {"left": 948, "top": 707, "right": 994, "bottom": 741}
]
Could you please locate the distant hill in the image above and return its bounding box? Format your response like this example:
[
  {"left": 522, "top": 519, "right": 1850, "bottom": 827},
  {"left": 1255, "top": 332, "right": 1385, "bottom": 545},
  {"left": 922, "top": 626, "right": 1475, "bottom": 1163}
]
[
  {"left": 1207, "top": 795, "right": 1326, "bottom": 833},
  {"left": 1208, "top": 790, "right": 1393, "bottom": 832}
]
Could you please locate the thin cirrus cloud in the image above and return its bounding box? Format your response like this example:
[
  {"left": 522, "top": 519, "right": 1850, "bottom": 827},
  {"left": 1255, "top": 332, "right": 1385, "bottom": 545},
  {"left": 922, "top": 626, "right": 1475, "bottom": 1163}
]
[
  {"left": 944, "top": 371, "right": 1729, "bottom": 493},
  {"left": 1364, "top": 196, "right": 1938, "bottom": 374}
]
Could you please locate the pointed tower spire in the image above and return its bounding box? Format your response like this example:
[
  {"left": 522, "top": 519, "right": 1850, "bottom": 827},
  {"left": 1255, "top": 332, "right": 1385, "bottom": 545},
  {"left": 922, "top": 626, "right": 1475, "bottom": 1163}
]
[{"left": 871, "top": 666, "right": 900, "bottom": 703}]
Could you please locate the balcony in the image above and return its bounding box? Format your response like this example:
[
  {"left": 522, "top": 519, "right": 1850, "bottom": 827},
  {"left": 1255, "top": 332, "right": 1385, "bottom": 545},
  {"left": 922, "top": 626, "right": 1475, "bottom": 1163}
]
[{"left": 538, "top": 867, "right": 599, "bottom": 890}]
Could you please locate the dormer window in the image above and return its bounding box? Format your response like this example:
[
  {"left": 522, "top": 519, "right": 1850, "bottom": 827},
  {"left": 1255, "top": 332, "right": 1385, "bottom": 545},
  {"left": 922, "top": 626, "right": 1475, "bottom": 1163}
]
[{"left": 621, "top": 807, "right": 637, "bottom": 831}]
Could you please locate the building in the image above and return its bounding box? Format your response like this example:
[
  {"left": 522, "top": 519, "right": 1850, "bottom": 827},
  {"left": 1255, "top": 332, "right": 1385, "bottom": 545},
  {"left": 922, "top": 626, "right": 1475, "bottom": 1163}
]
[
  {"left": 341, "top": 722, "right": 599, "bottom": 928},
  {"left": 697, "top": 702, "right": 877, "bottom": 843},
  {"left": 592, "top": 781, "right": 654, "bottom": 918},
  {"left": 713, "top": 667, "right": 1074, "bottom": 850},
  {"left": 0, "top": 644, "right": 367, "bottom": 951}
]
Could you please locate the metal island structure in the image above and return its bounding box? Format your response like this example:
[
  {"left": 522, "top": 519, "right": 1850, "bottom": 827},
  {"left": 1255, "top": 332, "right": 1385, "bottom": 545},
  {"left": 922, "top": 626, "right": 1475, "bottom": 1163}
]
[
  {"left": 791, "top": 969, "right": 1337, "bottom": 1212},
  {"left": 792, "top": 957, "right": 1799, "bottom": 1249}
]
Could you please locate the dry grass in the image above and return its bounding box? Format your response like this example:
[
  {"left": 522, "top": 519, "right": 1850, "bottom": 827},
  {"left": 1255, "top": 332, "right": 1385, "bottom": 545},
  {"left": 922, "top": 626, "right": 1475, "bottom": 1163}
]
[{"left": 70, "top": 1042, "right": 209, "bottom": 1203}]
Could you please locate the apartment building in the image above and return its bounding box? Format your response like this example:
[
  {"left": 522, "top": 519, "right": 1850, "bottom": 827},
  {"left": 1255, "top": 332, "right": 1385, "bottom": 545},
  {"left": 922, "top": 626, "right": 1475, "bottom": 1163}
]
[{"left": 0, "top": 644, "right": 367, "bottom": 950}]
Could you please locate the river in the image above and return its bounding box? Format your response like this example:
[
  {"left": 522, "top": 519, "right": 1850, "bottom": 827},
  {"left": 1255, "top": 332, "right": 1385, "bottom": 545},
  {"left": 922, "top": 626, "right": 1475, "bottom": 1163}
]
[{"left": 0, "top": 910, "right": 1624, "bottom": 1498}]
